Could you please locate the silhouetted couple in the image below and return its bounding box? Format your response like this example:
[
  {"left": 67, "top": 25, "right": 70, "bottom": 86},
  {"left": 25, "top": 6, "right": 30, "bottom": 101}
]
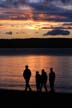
[{"left": 36, "top": 69, "right": 48, "bottom": 92}]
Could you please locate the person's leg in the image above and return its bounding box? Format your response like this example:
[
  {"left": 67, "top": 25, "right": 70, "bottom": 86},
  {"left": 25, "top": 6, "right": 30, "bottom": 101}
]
[
  {"left": 36, "top": 83, "right": 39, "bottom": 92},
  {"left": 25, "top": 81, "right": 27, "bottom": 91},
  {"left": 39, "top": 83, "right": 41, "bottom": 92},
  {"left": 28, "top": 84, "right": 32, "bottom": 91},
  {"left": 27, "top": 80, "right": 32, "bottom": 91},
  {"left": 50, "top": 82, "right": 54, "bottom": 92},
  {"left": 50, "top": 82, "right": 52, "bottom": 91},
  {"left": 44, "top": 83, "right": 48, "bottom": 92},
  {"left": 52, "top": 83, "right": 54, "bottom": 92},
  {"left": 40, "top": 83, "right": 43, "bottom": 92}
]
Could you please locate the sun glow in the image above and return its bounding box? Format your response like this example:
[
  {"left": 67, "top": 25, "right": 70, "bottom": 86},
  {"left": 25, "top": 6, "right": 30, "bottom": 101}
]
[
  {"left": 0, "top": 19, "right": 71, "bottom": 39},
  {"left": 0, "top": 19, "right": 63, "bottom": 30},
  {"left": 26, "top": 26, "right": 37, "bottom": 30}
]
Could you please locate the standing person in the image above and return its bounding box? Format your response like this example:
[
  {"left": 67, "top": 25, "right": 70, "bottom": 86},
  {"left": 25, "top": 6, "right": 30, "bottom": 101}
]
[
  {"left": 49, "top": 68, "right": 56, "bottom": 92},
  {"left": 35, "top": 71, "right": 41, "bottom": 92},
  {"left": 23, "top": 65, "right": 32, "bottom": 91},
  {"left": 41, "top": 69, "right": 48, "bottom": 92}
]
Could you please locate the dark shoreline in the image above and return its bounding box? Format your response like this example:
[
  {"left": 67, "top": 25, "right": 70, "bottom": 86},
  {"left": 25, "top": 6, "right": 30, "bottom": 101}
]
[
  {"left": 0, "top": 48, "right": 72, "bottom": 55},
  {"left": 0, "top": 38, "right": 72, "bottom": 47},
  {"left": 0, "top": 89, "right": 72, "bottom": 98}
]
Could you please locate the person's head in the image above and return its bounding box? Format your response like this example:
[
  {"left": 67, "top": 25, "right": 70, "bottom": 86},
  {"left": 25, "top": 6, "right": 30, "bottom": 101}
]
[
  {"left": 50, "top": 68, "right": 53, "bottom": 72},
  {"left": 42, "top": 69, "right": 45, "bottom": 73},
  {"left": 25, "top": 65, "right": 28, "bottom": 69},
  {"left": 36, "top": 71, "right": 39, "bottom": 74}
]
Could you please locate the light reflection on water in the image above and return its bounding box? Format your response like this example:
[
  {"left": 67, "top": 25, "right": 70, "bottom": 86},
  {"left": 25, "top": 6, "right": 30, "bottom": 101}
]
[{"left": 0, "top": 55, "right": 72, "bottom": 92}]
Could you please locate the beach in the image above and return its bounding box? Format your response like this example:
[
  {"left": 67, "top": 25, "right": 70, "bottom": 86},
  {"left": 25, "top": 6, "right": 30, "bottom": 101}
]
[{"left": 0, "top": 89, "right": 72, "bottom": 106}]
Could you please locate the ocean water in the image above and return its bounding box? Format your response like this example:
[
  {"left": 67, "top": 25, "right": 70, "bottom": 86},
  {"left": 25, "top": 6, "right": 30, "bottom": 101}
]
[{"left": 0, "top": 55, "right": 72, "bottom": 93}]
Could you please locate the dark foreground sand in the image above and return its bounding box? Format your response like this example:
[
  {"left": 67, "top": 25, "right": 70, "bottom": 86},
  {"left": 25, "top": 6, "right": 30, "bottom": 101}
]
[{"left": 0, "top": 89, "right": 72, "bottom": 106}]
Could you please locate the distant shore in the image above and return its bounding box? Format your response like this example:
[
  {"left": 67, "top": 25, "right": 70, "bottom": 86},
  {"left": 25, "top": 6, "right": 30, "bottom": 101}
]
[{"left": 0, "top": 38, "right": 72, "bottom": 47}]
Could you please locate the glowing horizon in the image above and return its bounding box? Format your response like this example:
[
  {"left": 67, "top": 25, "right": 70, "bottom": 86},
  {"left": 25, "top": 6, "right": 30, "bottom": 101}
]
[{"left": 0, "top": 19, "right": 71, "bottom": 39}]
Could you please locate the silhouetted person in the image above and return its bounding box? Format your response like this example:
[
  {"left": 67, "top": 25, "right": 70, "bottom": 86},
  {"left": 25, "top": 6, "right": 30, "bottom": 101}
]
[
  {"left": 23, "top": 65, "right": 32, "bottom": 91},
  {"left": 49, "top": 68, "right": 56, "bottom": 92},
  {"left": 41, "top": 69, "right": 48, "bottom": 92},
  {"left": 35, "top": 71, "right": 41, "bottom": 92}
]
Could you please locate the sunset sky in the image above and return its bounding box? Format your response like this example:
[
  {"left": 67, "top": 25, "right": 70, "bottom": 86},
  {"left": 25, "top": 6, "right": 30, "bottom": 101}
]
[{"left": 0, "top": 0, "right": 72, "bottom": 39}]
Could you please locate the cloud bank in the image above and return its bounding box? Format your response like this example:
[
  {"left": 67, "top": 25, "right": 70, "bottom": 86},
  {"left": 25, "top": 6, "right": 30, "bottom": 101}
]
[
  {"left": 0, "top": 0, "right": 72, "bottom": 21},
  {"left": 44, "top": 29, "right": 70, "bottom": 36}
]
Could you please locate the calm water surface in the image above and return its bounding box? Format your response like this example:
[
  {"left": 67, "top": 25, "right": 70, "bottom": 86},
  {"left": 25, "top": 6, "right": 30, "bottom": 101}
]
[{"left": 0, "top": 55, "right": 72, "bottom": 93}]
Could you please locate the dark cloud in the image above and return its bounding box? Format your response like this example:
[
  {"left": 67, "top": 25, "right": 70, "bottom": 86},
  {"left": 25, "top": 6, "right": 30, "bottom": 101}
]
[
  {"left": 0, "top": 0, "right": 72, "bottom": 21},
  {"left": 60, "top": 0, "right": 72, "bottom": 4},
  {"left": 29, "top": 3, "right": 72, "bottom": 22},
  {"left": 1, "top": 0, "right": 72, "bottom": 4},
  {"left": 44, "top": 29, "right": 70, "bottom": 36},
  {"left": 5, "top": 31, "right": 12, "bottom": 35},
  {"left": 63, "top": 23, "right": 72, "bottom": 26}
]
